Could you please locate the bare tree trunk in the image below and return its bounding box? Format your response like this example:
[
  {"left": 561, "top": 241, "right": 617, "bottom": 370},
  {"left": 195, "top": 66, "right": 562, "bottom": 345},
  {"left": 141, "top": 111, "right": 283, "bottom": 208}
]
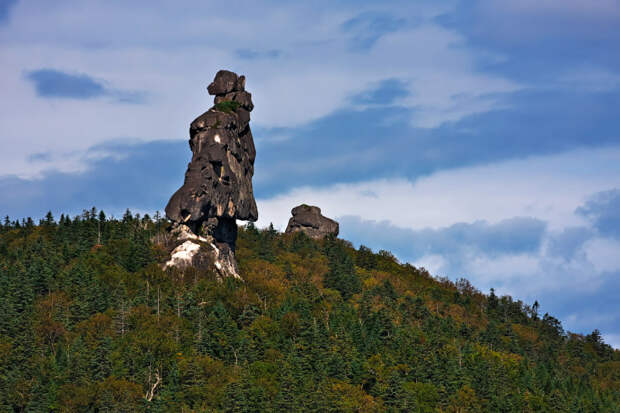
[
  {"left": 197, "top": 319, "right": 202, "bottom": 344},
  {"left": 157, "top": 287, "right": 161, "bottom": 323},
  {"left": 176, "top": 294, "right": 181, "bottom": 342},
  {"left": 232, "top": 346, "right": 238, "bottom": 365},
  {"left": 120, "top": 300, "right": 126, "bottom": 336},
  {"left": 145, "top": 367, "right": 161, "bottom": 402}
]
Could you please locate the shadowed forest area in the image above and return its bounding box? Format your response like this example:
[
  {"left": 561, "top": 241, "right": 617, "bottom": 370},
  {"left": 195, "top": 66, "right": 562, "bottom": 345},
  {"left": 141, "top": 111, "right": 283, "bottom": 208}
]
[{"left": 0, "top": 210, "right": 618, "bottom": 412}]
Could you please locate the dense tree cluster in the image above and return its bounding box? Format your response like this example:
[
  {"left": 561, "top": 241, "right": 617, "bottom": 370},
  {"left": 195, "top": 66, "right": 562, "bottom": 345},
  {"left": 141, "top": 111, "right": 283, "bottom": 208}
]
[{"left": 0, "top": 210, "right": 618, "bottom": 412}]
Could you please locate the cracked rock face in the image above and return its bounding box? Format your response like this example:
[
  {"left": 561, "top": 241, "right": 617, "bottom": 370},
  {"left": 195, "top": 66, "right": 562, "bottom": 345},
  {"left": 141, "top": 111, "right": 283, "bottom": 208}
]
[
  {"left": 285, "top": 205, "right": 339, "bottom": 239},
  {"left": 164, "top": 70, "right": 257, "bottom": 278}
]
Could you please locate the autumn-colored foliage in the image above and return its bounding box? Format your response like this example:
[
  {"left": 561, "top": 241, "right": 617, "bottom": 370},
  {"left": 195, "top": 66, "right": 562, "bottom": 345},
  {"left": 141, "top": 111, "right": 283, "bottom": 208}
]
[{"left": 0, "top": 210, "right": 617, "bottom": 411}]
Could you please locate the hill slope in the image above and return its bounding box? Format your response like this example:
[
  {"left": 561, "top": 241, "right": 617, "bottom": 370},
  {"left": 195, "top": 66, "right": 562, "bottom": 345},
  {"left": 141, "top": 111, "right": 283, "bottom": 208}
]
[{"left": 0, "top": 210, "right": 618, "bottom": 412}]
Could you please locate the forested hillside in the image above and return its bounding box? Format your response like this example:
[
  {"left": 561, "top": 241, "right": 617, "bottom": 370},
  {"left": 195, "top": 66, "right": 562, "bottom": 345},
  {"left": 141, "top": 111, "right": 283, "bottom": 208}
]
[{"left": 0, "top": 210, "right": 618, "bottom": 412}]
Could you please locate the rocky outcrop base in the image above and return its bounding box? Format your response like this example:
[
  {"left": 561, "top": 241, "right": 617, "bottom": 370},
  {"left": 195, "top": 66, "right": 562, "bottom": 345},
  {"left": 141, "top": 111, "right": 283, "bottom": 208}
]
[{"left": 164, "top": 224, "right": 240, "bottom": 280}]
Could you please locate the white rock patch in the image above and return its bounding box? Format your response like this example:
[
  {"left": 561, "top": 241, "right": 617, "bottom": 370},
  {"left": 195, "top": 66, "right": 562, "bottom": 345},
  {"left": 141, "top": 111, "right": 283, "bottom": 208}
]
[{"left": 165, "top": 240, "right": 201, "bottom": 268}]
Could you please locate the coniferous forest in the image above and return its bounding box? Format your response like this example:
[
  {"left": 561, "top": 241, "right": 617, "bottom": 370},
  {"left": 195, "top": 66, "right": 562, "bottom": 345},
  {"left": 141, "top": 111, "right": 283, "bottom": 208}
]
[{"left": 0, "top": 210, "right": 618, "bottom": 412}]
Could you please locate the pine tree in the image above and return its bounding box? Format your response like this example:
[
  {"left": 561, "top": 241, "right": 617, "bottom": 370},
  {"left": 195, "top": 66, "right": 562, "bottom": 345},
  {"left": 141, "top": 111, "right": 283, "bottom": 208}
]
[
  {"left": 44, "top": 211, "right": 55, "bottom": 226},
  {"left": 323, "top": 236, "right": 361, "bottom": 300}
]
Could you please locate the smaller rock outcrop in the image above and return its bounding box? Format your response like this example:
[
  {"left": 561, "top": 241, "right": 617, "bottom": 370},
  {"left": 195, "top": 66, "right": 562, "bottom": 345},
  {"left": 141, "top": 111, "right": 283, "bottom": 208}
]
[{"left": 285, "top": 205, "right": 339, "bottom": 239}]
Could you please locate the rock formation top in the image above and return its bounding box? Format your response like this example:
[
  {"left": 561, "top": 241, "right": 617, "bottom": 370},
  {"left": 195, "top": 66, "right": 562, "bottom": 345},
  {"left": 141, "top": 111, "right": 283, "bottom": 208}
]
[
  {"left": 285, "top": 204, "right": 339, "bottom": 239},
  {"left": 166, "top": 69, "right": 258, "bottom": 230},
  {"left": 164, "top": 70, "right": 258, "bottom": 278}
]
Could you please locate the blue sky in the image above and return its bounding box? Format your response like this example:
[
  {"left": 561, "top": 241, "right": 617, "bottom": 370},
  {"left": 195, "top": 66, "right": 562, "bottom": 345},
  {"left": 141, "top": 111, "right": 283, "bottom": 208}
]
[{"left": 1, "top": 0, "right": 619, "bottom": 347}]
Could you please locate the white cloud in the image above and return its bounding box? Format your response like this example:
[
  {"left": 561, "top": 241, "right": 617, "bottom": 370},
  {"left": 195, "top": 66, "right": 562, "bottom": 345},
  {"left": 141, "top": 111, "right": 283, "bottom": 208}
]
[
  {"left": 584, "top": 237, "right": 620, "bottom": 273},
  {"left": 412, "top": 254, "right": 447, "bottom": 275},
  {"left": 467, "top": 253, "right": 541, "bottom": 290},
  {"left": 0, "top": 0, "right": 518, "bottom": 177},
  {"left": 256, "top": 146, "right": 620, "bottom": 231},
  {"left": 356, "top": 24, "right": 519, "bottom": 128}
]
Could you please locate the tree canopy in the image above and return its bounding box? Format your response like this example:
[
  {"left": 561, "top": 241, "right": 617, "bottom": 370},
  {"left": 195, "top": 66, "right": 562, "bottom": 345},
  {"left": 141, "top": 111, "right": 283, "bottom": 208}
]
[{"left": 0, "top": 210, "right": 618, "bottom": 412}]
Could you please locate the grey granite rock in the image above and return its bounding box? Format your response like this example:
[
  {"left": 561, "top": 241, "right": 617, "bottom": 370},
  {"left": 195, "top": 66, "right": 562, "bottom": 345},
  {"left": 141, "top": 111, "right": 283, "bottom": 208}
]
[
  {"left": 165, "top": 70, "right": 257, "bottom": 278},
  {"left": 207, "top": 70, "right": 245, "bottom": 95},
  {"left": 285, "top": 204, "right": 339, "bottom": 239}
]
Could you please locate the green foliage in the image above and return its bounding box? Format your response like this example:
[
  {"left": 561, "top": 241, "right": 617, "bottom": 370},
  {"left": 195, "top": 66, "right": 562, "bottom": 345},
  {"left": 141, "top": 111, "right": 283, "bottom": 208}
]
[
  {"left": 0, "top": 210, "right": 618, "bottom": 411},
  {"left": 323, "top": 235, "right": 361, "bottom": 300},
  {"left": 213, "top": 100, "right": 241, "bottom": 113}
]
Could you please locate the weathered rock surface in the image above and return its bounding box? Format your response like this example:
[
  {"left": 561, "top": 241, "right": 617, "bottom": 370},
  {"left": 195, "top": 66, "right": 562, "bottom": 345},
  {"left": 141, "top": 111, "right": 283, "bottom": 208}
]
[
  {"left": 164, "top": 70, "right": 257, "bottom": 279},
  {"left": 165, "top": 240, "right": 201, "bottom": 269},
  {"left": 285, "top": 205, "right": 339, "bottom": 239},
  {"left": 164, "top": 224, "right": 240, "bottom": 279}
]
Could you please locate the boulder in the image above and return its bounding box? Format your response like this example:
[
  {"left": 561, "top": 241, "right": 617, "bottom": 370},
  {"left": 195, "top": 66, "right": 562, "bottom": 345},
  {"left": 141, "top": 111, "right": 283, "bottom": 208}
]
[
  {"left": 207, "top": 70, "right": 245, "bottom": 95},
  {"left": 285, "top": 204, "right": 339, "bottom": 239}
]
